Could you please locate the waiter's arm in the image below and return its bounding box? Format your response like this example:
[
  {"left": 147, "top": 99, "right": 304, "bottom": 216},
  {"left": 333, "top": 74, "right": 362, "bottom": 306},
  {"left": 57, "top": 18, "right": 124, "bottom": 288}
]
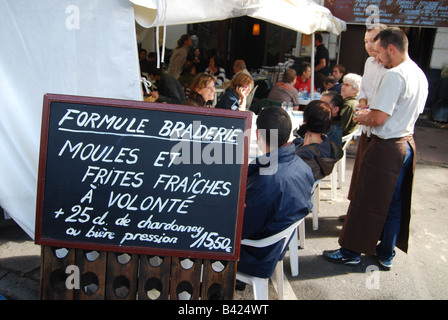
[
  {"left": 315, "top": 59, "right": 326, "bottom": 72},
  {"left": 355, "top": 109, "right": 388, "bottom": 127}
]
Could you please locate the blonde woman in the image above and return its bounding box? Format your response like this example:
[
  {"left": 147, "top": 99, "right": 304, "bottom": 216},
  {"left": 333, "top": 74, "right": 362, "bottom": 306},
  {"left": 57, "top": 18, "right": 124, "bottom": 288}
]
[
  {"left": 215, "top": 73, "right": 254, "bottom": 111},
  {"left": 184, "top": 73, "right": 216, "bottom": 107}
]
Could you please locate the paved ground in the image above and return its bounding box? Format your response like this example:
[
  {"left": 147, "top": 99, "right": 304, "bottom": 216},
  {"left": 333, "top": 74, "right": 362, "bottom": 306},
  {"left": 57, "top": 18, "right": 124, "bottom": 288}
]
[
  {"left": 1, "top": 116, "right": 447, "bottom": 300},
  {"left": 235, "top": 158, "right": 448, "bottom": 300},
  {"left": 234, "top": 119, "right": 448, "bottom": 300}
]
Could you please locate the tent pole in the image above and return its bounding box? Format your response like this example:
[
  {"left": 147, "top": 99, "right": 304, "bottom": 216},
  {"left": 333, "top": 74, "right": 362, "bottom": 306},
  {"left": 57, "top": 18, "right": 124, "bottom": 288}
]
[{"left": 311, "top": 32, "right": 315, "bottom": 100}]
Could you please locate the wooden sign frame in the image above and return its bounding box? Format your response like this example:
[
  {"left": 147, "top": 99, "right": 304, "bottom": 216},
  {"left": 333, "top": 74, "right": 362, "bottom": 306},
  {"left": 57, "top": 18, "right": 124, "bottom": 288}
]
[{"left": 35, "top": 94, "right": 251, "bottom": 261}]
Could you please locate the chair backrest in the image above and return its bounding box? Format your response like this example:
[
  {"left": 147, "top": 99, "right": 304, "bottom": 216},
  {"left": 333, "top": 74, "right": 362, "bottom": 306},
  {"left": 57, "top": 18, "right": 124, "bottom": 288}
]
[
  {"left": 246, "top": 85, "right": 258, "bottom": 109},
  {"left": 341, "top": 128, "right": 359, "bottom": 151},
  {"left": 240, "top": 219, "right": 303, "bottom": 253},
  {"left": 249, "top": 98, "right": 283, "bottom": 114},
  {"left": 311, "top": 179, "right": 322, "bottom": 195}
]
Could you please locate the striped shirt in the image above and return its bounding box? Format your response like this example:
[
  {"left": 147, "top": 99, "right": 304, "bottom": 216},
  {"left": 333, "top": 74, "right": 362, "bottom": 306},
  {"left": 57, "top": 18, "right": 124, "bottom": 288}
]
[{"left": 268, "top": 82, "right": 300, "bottom": 107}]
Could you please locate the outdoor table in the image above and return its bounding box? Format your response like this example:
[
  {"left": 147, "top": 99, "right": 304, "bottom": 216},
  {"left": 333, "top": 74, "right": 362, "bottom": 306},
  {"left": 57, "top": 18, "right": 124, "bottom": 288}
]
[{"left": 249, "top": 111, "right": 303, "bottom": 159}]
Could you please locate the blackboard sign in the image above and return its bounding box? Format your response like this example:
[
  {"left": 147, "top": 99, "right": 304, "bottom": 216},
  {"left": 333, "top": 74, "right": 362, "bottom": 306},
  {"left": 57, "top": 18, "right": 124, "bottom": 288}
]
[
  {"left": 35, "top": 94, "right": 251, "bottom": 261},
  {"left": 325, "top": 0, "right": 448, "bottom": 28}
]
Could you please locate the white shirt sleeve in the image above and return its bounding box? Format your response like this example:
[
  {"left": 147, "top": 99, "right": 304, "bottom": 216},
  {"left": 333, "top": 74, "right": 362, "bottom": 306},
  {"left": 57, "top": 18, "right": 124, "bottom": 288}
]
[
  {"left": 358, "top": 57, "right": 388, "bottom": 104},
  {"left": 358, "top": 58, "right": 371, "bottom": 101},
  {"left": 371, "top": 70, "right": 405, "bottom": 116}
]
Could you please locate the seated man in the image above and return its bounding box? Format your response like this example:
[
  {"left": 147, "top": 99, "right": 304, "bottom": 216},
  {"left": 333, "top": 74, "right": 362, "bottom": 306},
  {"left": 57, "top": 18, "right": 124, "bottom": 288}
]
[
  {"left": 238, "top": 106, "right": 314, "bottom": 279},
  {"left": 233, "top": 59, "right": 250, "bottom": 78},
  {"left": 332, "top": 64, "right": 345, "bottom": 84},
  {"left": 293, "top": 100, "right": 343, "bottom": 181},
  {"left": 267, "top": 68, "right": 301, "bottom": 110},
  {"left": 294, "top": 62, "right": 315, "bottom": 94},
  {"left": 146, "top": 62, "right": 186, "bottom": 105},
  {"left": 323, "top": 76, "right": 341, "bottom": 94},
  {"left": 340, "top": 73, "right": 362, "bottom": 136},
  {"left": 224, "top": 59, "right": 251, "bottom": 88}
]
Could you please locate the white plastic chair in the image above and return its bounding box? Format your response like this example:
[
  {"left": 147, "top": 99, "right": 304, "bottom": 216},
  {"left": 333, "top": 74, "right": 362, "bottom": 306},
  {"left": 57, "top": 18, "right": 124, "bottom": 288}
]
[
  {"left": 245, "top": 85, "right": 258, "bottom": 110},
  {"left": 236, "top": 218, "right": 304, "bottom": 300},
  {"left": 288, "top": 218, "right": 306, "bottom": 277},
  {"left": 338, "top": 128, "right": 361, "bottom": 189},
  {"left": 310, "top": 179, "right": 322, "bottom": 230},
  {"left": 318, "top": 162, "right": 338, "bottom": 203}
]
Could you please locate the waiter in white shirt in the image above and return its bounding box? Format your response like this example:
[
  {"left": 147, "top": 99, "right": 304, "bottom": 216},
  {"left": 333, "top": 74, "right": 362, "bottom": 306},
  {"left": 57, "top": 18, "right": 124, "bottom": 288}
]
[
  {"left": 324, "top": 27, "right": 428, "bottom": 271},
  {"left": 347, "top": 25, "right": 388, "bottom": 201}
]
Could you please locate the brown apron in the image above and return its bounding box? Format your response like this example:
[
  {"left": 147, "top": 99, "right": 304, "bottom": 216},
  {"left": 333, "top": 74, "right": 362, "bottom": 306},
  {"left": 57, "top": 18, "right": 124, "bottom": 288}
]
[
  {"left": 339, "top": 134, "right": 416, "bottom": 255},
  {"left": 348, "top": 132, "right": 369, "bottom": 201}
]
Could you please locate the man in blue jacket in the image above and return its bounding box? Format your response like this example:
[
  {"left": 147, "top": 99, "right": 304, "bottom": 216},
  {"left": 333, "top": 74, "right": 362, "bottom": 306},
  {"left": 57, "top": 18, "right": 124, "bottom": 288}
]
[{"left": 237, "top": 106, "right": 314, "bottom": 279}]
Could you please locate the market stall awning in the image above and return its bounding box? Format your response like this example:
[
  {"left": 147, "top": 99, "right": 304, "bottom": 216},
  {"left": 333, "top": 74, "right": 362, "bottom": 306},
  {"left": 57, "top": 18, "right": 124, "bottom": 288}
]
[
  {"left": 131, "top": 0, "right": 346, "bottom": 35},
  {"left": 246, "top": 0, "right": 346, "bottom": 35},
  {"left": 0, "top": 0, "right": 142, "bottom": 238},
  {"left": 0, "top": 0, "right": 345, "bottom": 239}
]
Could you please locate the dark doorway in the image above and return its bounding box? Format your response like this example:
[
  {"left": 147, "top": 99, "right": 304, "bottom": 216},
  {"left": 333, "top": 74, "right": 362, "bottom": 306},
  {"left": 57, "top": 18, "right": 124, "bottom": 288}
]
[
  {"left": 189, "top": 17, "right": 298, "bottom": 77},
  {"left": 404, "top": 27, "right": 436, "bottom": 75},
  {"left": 229, "top": 17, "right": 267, "bottom": 73},
  {"left": 338, "top": 24, "right": 436, "bottom": 77},
  {"left": 339, "top": 24, "right": 369, "bottom": 76}
]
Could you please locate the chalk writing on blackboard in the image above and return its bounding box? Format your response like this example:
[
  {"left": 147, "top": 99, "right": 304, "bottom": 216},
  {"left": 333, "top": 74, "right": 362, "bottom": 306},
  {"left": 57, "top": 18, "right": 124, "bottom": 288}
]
[
  {"left": 35, "top": 94, "right": 251, "bottom": 261},
  {"left": 325, "top": 0, "right": 448, "bottom": 28}
]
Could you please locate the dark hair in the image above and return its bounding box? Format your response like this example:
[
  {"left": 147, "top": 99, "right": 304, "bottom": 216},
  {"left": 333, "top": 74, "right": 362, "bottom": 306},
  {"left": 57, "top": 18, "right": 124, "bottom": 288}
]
[
  {"left": 297, "top": 100, "right": 332, "bottom": 136},
  {"left": 323, "top": 91, "right": 343, "bottom": 109},
  {"left": 146, "top": 61, "right": 162, "bottom": 76},
  {"left": 210, "top": 55, "right": 223, "bottom": 69},
  {"left": 374, "top": 27, "right": 408, "bottom": 53},
  {"left": 256, "top": 106, "right": 292, "bottom": 148},
  {"left": 333, "top": 64, "right": 346, "bottom": 74},
  {"left": 299, "top": 62, "right": 311, "bottom": 75},
  {"left": 322, "top": 91, "right": 343, "bottom": 120},
  {"left": 315, "top": 32, "right": 323, "bottom": 43},
  {"left": 324, "top": 76, "right": 337, "bottom": 85},
  {"left": 177, "top": 34, "right": 190, "bottom": 49}
]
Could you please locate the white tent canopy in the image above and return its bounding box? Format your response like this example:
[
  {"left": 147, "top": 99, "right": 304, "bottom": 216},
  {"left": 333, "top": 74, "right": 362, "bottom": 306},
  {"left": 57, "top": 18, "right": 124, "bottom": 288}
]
[
  {"left": 247, "top": 0, "right": 346, "bottom": 35},
  {"left": 0, "top": 0, "right": 345, "bottom": 239},
  {"left": 0, "top": 0, "right": 142, "bottom": 238},
  {"left": 132, "top": 0, "right": 346, "bottom": 97},
  {"left": 131, "top": 0, "right": 346, "bottom": 35}
]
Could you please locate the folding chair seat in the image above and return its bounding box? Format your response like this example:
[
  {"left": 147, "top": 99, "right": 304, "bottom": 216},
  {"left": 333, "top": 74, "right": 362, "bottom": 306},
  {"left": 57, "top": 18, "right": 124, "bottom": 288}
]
[{"left": 236, "top": 218, "right": 303, "bottom": 300}]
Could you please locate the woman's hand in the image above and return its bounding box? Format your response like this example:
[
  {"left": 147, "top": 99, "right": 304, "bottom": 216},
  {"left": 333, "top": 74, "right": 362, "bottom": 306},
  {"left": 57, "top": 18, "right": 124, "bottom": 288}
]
[{"left": 238, "top": 85, "right": 251, "bottom": 97}]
